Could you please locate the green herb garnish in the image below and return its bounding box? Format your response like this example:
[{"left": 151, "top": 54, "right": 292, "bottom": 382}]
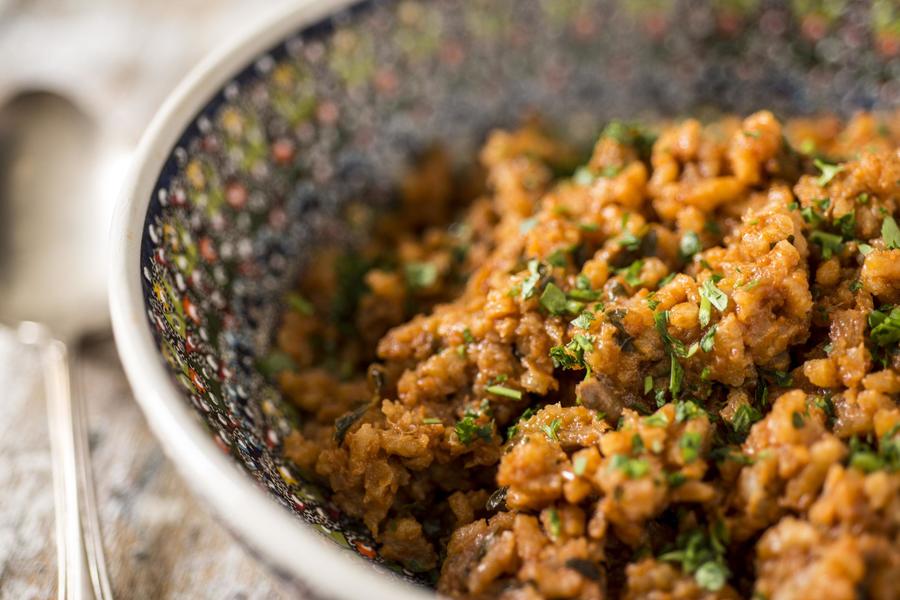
[
  {"left": 882, "top": 216, "right": 900, "bottom": 249},
  {"left": 644, "top": 412, "right": 669, "bottom": 427},
  {"left": 679, "top": 431, "right": 702, "bottom": 463},
  {"left": 610, "top": 454, "right": 649, "bottom": 478},
  {"left": 732, "top": 404, "right": 761, "bottom": 435},
  {"left": 455, "top": 407, "right": 493, "bottom": 445},
  {"left": 485, "top": 384, "right": 523, "bottom": 400},
  {"left": 700, "top": 324, "right": 717, "bottom": 352},
  {"left": 571, "top": 310, "right": 595, "bottom": 329},
  {"left": 540, "top": 282, "right": 569, "bottom": 315},
  {"left": 542, "top": 418, "right": 562, "bottom": 441},
  {"left": 680, "top": 231, "right": 701, "bottom": 259},
  {"left": 522, "top": 259, "right": 543, "bottom": 299},
  {"left": 810, "top": 230, "right": 843, "bottom": 259},
  {"left": 618, "top": 259, "right": 644, "bottom": 287},
  {"left": 814, "top": 158, "right": 844, "bottom": 186},
  {"left": 405, "top": 261, "right": 438, "bottom": 289},
  {"left": 699, "top": 278, "right": 728, "bottom": 327}
]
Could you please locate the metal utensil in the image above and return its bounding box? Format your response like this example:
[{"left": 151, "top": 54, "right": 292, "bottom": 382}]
[{"left": 0, "top": 91, "right": 122, "bottom": 600}]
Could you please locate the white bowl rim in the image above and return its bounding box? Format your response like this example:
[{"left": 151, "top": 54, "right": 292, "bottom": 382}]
[{"left": 109, "top": 1, "right": 436, "bottom": 598}]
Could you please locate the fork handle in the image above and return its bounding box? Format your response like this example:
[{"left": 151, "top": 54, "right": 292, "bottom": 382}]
[{"left": 19, "top": 323, "right": 113, "bottom": 600}]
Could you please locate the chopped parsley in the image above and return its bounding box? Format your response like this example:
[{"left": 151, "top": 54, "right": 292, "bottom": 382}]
[
  {"left": 654, "top": 310, "right": 689, "bottom": 357},
  {"left": 868, "top": 305, "right": 900, "bottom": 347},
  {"left": 667, "top": 471, "right": 687, "bottom": 487},
  {"left": 546, "top": 508, "right": 562, "bottom": 539},
  {"left": 679, "top": 431, "right": 703, "bottom": 463},
  {"left": 732, "top": 404, "right": 762, "bottom": 435},
  {"left": 659, "top": 525, "right": 731, "bottom": 592},
  {"left": 700, "top": 324, "right": 717, "bottom": 352},
  {"left": 547, "top": 249, "right": 569, "bottom": 267},
  {"left": 618, "top": 259, "right": 644, "bottom": 287},
  {"left": 519, "top": 216, "right": 538, "bottom": 234},
  {"left": 680, "top": 231, "right": 701, "bottom": 259},
  {"left": 422, "top": 417, "right": 442, "bottom": 425},
  {"left": 859, "top": 243, "right": 874, "bottom": 256},
  {"left": 675, "top": 400, "right": 703, "bottom": 423},
  {"left": 601, "top": 120, "right": 658, "bottom": 158},
  {"left": 791, "top": 411, "right": 805, "bottom": 429},
  {"left": 286, "top": 292, "right": 314, "bottom": 316},
  {"left": 644, "top": 375, "right": 654, "bottom": 394},
  {"left": 506, "top": 408, "right": 534, "bottom": 440},
  {"left": 455, "top": 406, "right": 493, "bottom": 445},
  {"left": 571, "top": 310, "right": 595, "bottom": 329},
  {"left": 522, "top": 259, "right": 544, "bottom": 299},
  {"left": 883, "top": 216, "right": 900, "bottom": 249},
  {"left": 542, "top": 418, "right": 562, "bottom": 441},
  {"left": 800, "top": 206, "right": 823, "bottom": 226},
  {"left": 540, "top": 282, "right": 569, "bottom": 315},
  {"left": 405, "top": 261, "right": 438, "bottom": 289},
  {"left": 835, "top": 212, "right": 856, "bottom": 239},
  {"left": 610, "top": 454, "right": 649, "bottom": 478},
  {"left": 810, "top": 230, "right": 843, "bottom": 259},
  {"left": 631, "top": 433, "right": 645, "bottom": 453},
  {"left": 848, "top": 427, "right": 899, "bottom": 473},
  {"left": 849, "top": 279, "right": 863, "bottom": 292},
  {"left": 569, "top": 275, "right": 602, "bottom": 301},
  {"left": 669, "top": 355, "right": 684, "bottom": 397},
  {"left": 462, "top": 328, "right": 475, "bottom": 344},
  {"left": 699, "top": 278, "right": 728, "bottom": 327},
  {"left": 573, "top": 166, "right": 595, "bottom": 186},
  {"left": 644, "top": 412, "right": 669, "bottom": 427},
  {"left": 485, "top": 384, "right": 523, "bottom": 400},
  {"left": 814, "top": 158, "right": 844, "bottom": 186},
  {"left": 550, "top": 334, "right": 595, "bottom": 374},
  {"left": 572, "top": 454, "right": 588, "bottom": 476}
]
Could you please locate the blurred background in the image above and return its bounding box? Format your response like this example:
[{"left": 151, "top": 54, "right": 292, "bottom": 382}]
[{"left": 0, "top": 1, "right": 294, "bottom": 597}]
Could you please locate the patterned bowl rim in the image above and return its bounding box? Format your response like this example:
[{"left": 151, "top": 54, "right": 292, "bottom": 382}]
[{"left": 108, "top": 1, "right": 432, "bottom": 598}]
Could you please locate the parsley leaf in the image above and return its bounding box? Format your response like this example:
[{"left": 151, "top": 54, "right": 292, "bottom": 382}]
[
  {"left": 700, "top": 278, "right": 729, "bottom": 312},
  {"left": 679, "top": 431, "right": 703, "bottom": 463},
  {"left": 659, "top": 526, "right": 731, "bottom": 592},
  {"left": 883, "top": 216, "right": 900, "bottom": 249},
  {"left": 669, "top": 354, "right": 684, "bottom": 397},
  {"left": 455, "top": 409, "right": 493, "bottom": 445},
  {"left": 610, "top": 454, "right": 649, "bottom": 478},
  {"left": 869, "top": 305, "right": 900, "bottom": 347},
  {"left": 485, "top": 384, "right": 523, "bottom": 400},
  {"left": 732, "top": 404, "right": 761, "bottom": 435},
  {"left": 680, "top": 231, "right": 701, "bottom": 259},
  {"left": 286, "top": 292, "right": 314, "bottom": 316},
  {"left": 814, "top": 158, "right": 844, "bottom": 186},
  {"left": 571, "top": 310, "right": 595, "bottom": 329},
  {"left": 540, "top": 282, "right": 569, "bottom": 315},
  {"left": 618, "top": 259, "right": 644, "bottom": 287},
  {"left": 700, "top": 325, "right": 717, "bottom": 352},
  {"left": 506, "top": 408, "right": 534, "bottom": 440},
  {"left": 542, "top": 418, "right": 562, "bottom": 441},
  {"left": 521, "top": 259, "right": 543, "bottom": 299},
  {"left": 405, "top": 262, "right": 437, "bottom": 289},
  {"left": 810, "top": 230, "right": 843, "bottom": 259}
]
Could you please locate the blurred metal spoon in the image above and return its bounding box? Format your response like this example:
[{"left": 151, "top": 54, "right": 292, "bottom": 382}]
[{"left": 0, "top": 91, "right": 122, "bottom": 600}]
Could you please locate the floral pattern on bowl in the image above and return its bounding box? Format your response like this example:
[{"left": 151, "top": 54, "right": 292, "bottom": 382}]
[{"left": 137, "top": 0, "right": 899, "bottom": 584}]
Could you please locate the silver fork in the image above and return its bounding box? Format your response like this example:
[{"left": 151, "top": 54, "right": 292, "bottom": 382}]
[
  {"left": 1, "top": 92, "right": 117, "bottom": 599},
  {"left": 20, "top": 324, "right": 114, "bottom": 600}
]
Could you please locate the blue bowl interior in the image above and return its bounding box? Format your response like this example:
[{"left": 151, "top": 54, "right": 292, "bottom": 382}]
[{"left": 139, "top": 0, "right": 900, "bottom": 583}]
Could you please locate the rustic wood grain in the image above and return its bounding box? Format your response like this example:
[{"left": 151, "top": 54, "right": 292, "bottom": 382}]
[{"left": 0, "top": 328, "right": 293, "bottom": 599}]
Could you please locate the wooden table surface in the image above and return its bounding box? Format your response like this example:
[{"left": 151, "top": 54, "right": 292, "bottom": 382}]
[{"left": 0, "top": 328, "right": 292, "bottom": 599}]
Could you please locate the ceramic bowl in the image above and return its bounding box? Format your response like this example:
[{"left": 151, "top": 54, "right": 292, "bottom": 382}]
[{"left": 109, "top": 0, "right": 899, "bottom": 597}]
